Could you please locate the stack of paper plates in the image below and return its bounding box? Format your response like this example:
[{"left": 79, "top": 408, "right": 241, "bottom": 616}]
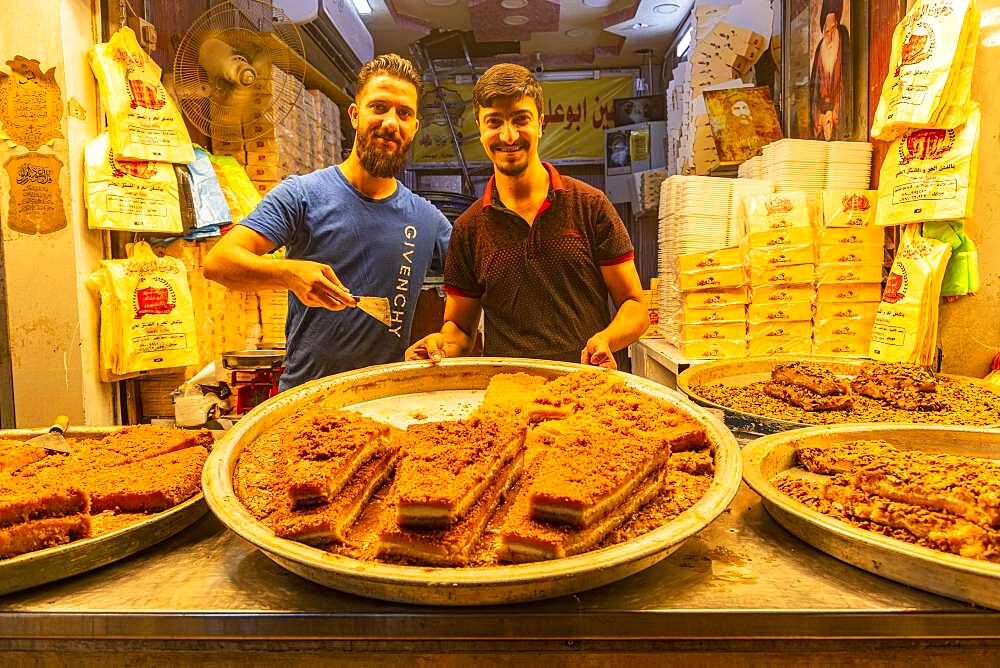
[{"left": 825, "top": 141, "right": 873, "bottom": 189}]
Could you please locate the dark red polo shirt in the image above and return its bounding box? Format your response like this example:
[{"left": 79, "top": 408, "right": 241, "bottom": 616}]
[{"left": 444, "top": 162, "right": 635, "bottom": 362}]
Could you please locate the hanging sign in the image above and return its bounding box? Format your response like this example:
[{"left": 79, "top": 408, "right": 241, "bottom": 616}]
[
  {"left": 0, "top": 56, "right": 64, "bottom": 149},
  {"left": 411, "top": 76, "right": 634, "bottom": 164},
  {"left": 4, "top": 152, "right": 67, "bottom": 234}
]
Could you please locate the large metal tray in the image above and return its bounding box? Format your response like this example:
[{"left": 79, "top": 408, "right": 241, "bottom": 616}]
[
  {"left": 0, "top": 427, "right": 207, "bottom": 596},
  {"left": 677, "top": 355, "right": 1000, "bottom": 435},
  {"left": 742, "top": 424, "right": 1000, "bottom": 610},
  {"left": 202, "top": 358, "right": 742, "bottom": 606}
]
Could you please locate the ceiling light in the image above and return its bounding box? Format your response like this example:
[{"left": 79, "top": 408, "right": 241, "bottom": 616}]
[
  {"left": 425, "top": 0, "right": 458, "bottom": 6},
  {"left": 500, "top": 0, "right": 528, "bottom": 8},
  {"left": 582, "top": 0, "right": 613, "bottom": 7},
  {"left": 351, "top": 0, "right": 373, "bottom": 15},
  {"left": 653, "top": 2, "right": 680, "bottom": 14},
  {"left": 565, "top": 27, "right": 591, "bottom": 38},
  {"left": 503, "top": 15, "right": 530, "bottom": 26},
  {"left": 631, "top": 22, "right": 648, "bottom": 30}
]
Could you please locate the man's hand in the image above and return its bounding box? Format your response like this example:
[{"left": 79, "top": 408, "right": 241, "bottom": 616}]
[
  {"left": 406, "top": 333, "right": 446, "bottom": 363},
  {"left": 581, "top": 333, "right": 616, "bottom": 369},
  {"left": 282, "top": 260, "right": 357, "bottom": 311}
]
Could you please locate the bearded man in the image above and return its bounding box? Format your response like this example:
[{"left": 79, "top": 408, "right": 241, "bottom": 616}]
[{"left": 204, "top": 54, "right": 451, "bottom": 390}]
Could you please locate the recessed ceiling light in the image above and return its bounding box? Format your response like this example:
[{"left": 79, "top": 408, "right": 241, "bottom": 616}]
[
  {"left": 582, "top": 0, "right": 613, "bottom": 8},
  {"left": 425, "top": 0, "right": 458, "bottom": 6},
  {"left": 503, "top": 14, "right": 530, "bottom": 26},
  {"left": 500, "top": 0, "right": 528, "bottom": 8},
  {"left": 631, "top": 22, "right": 648, "bottom": 30},
  {"left": 565, "top": 27, "right": 591, "bottom": 38},
  {"left": 653, "top": 2, "right": 680, "bottom": 14}
]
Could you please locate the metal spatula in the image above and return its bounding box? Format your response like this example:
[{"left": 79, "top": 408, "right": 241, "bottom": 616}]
[
  {"left": 354, "top": 296, "right": 391, "bottom": 327},
  {"left": 25, "top": 415, "right": 71, "bottom": 454}
]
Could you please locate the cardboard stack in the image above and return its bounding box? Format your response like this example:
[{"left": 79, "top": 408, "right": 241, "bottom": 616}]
[
  {"left": 667, "top": 0, "right": 772, "bottom": 175},
  {"left": 211, "top": 66, "right": 343, "bottom": 199},
  {"left": 814, "top": 190, "right": 885, "bottom": 357}
]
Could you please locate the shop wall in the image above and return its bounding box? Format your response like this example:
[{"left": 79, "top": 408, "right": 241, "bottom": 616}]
[
  {"left": 0, "top": 0, "right": 114, "bottom": 426},
  {"left": 937, "top": 1, "right": 1000, "bottom": 376}
]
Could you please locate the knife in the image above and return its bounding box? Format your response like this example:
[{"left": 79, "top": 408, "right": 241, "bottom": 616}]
[
  {"left": 354, "top": 296, "right": 391, "bottom": 327},
  {"left": 24, "top": 415, "right": 71, "bottom": 454}
]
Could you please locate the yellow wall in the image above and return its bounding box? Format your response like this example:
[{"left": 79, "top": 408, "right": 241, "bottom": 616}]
[
  {"left": 938, "top": 1, "right": 1000, "bottom": 376},
  {"left": 0, "top": 0, "right": 114, "bottom": 426}
]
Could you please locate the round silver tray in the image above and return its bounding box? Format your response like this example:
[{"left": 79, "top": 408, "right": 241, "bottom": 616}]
[
  {"left": 0, "top": 427, "right": 207, "bottom": 596},
  {"left": 202, "top": 358, "right": 742, "bottom": 606},
  {"left": 677, "top": 355, "right": 1000, "bottom": 435},
  {"left": 743, "top": 423, "right": 1000, "bottom": 610}
]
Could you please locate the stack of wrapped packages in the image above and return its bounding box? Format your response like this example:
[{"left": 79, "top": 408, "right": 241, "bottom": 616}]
[
  {"left": 813, "top": 191, "right": 886, "bottom": 357},
  {"left": 676, "top": 247, "right": 749, "bottom": 360},
  {"left": 740, "top": 193, "right": 816, "bottom": 357},
  {"left": 869, "top": 0, "right": 981, "bottom": 365}
]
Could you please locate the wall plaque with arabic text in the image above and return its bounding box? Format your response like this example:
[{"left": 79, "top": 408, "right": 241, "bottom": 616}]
[
  {"left": 0, "top": 56, "right": 64, "bottom": 149},
  {"left": 4, "top": 152, "right": 67, "bottom": 234}
]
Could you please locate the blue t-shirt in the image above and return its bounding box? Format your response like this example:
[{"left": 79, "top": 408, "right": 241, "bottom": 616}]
[{"left": 240, "top": 166, "right": 451, "bottom": 390}]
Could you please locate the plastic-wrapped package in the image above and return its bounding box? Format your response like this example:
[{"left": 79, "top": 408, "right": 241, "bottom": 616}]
[
  {"left": 87, "top": 241, "right": 199, "bottom": 379},
  {"left": 876, "top": 105, "right": 980, "bottom": 227},
  {"left": 188, "top": 147, "right": 232, "bottom": 229},
  {"left": 89, "top": 26, "right": 194, "bottom": 163},
  {"left": 85, "top": 132, "right": 183, "bottom": 234},
  {"left": 869, "top": 225, "right": 952, "bottom": 364},
  {"left": 871, "top": 0, "right": 980, "bottom": 140}
]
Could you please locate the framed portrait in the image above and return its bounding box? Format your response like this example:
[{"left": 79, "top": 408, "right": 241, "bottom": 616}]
[
  {"left": 612, "top": 96, "right": 665, "bottom": 127},
  {"left": 782, "top": 0, "right": 868, "bottom": 141},
  {"left": 605, "top": 129, "right": 631, "bottom": 174},
  {"left": 703, "top": 87, "right": 784, "bottom": 165}
]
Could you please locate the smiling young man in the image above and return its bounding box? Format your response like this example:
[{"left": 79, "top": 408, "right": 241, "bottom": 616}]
[
  {"left": 406, "top": 64, "right": 648, "bottom": 369},
  {"left": 204, "top": 54, "right": 451, "bottom": 390}
]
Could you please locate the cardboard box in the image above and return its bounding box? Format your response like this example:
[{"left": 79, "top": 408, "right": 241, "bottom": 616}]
[
  {"left": 748, "top": 320, "right": 811, "bottom": 339},
  {"left": 681, "top": 287, "right": 749, "bottom": 308},
  {"left": 678, "top": 265, "right": 746, "bottom": 291},
  {"left": 683, "top": 303, "right": 746, "bottom": 324},
  {"left": 747, "top": 300, "right": 813, "bottom": 324},
  {"left": 815, "top": 300, "right": 881, "bottom": 321},
  {"left": 814, "top": 316, "right": 876, "bottom": 340},
  {"left": 682, "top": 321, "right": 747, "bottom": 342},
  {"left": 750, "top": 284, "right": 815, "bottom": 304},
  {"left": 749, "top": 263, "right": 814, "bottom": 287},
  {"left": 677, "top": 247, "right": 743, "bottom": 273},
  {"left": 682, "top": 339, "right": 747, "bottom": 360},
  {"left": 749, "top": 335, "right": 812, "bottom": 357},
  {"left": 816, "top": 283, "right": 883, "bottom": 303},
  {"left": 813, "top": 336, "right": 871, "bottom": 357},
  {"left": 815, "top": 263, "right": 883, "bottom": 285},
  {"left": 245, "top": 163, "right": 280, "bottom": 182}
]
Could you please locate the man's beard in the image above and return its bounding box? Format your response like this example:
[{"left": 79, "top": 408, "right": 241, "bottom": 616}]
[
  {"left": 357, "top": 128, "right": 408, "bottom": 178},
  {"left": 491, "top": 144, "right": 530, "bottom": 176}
]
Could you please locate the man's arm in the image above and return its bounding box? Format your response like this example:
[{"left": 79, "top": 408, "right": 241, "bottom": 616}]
[
  {"left": 203, "top": 225, "right": 356, "bottom": 311},
  {"left": 581, "top": 260, "right": 649, "bottom": 369},
  {"left": 405, "top": 292, "right": 482, "bottom": 362}
]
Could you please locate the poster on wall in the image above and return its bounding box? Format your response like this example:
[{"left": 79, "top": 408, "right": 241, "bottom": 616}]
[
  {"left": 412, "top": 76, "right": 633, "bottom": 164},
  {"left": 783, "top": 0, "right": 868, "bottom": 140}
]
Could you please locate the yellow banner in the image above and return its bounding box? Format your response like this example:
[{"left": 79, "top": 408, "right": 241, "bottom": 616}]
[{"left": 411, "top": 76, "right": 634, "bottom": 164}]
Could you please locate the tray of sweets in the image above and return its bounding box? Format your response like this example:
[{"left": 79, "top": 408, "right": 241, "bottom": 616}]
[
  {"left": 0, "top": 427, "right": 208, "bottom": 595},
  {"left": 202, "top": 359, "right": 742, "bottom": 606},
  {"left": 678, "top": 356, "right": 1000, "bottom": 435},
  {"left": 742, "top": 424, "right": 1000, "bottom": 610}
]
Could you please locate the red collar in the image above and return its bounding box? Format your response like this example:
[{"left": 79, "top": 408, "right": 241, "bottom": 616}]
[{"left": 482, "top": 162, "right": 567, "bottom": 209}]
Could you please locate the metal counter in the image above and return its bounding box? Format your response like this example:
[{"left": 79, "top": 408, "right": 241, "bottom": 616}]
[{"left": 1, "top": 483, "right": 997, "bottom": 650}]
